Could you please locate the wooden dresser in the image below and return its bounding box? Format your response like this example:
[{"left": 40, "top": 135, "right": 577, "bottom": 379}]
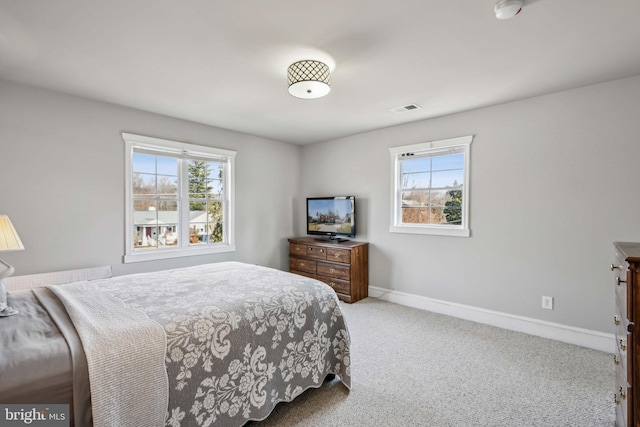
[
  {"left": 613, "top": 242, "right": 640, "bottom": 427},
  {"left": 288, "top": 237, "right": 368, "bottom": 303}
]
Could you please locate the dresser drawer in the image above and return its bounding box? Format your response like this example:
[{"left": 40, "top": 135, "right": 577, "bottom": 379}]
[
  {"left": 317, "top": 276, "right": 351, "bottom": 294},
  {"left": 318, "top": 262, "right": 350, "bottom": 280},
  {"left": 290, "top": 243, "right": 306, "bottom": 257},
  {"left": 327, "top": 248, "right": 350, "bottom": 264},
  {"left": 306, "top": 245, "right": 328, "bottom": 260},
  {"left": 290, "top": 257, "right": 317, "bottom": 275}
]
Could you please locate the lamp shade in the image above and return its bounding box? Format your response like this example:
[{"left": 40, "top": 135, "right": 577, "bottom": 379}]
[
  {"left": 287, "top": 60, "right": 331, "bottom": 99},
  {"left": 0, "top": 215, "right": 24, "bottom": 252}
]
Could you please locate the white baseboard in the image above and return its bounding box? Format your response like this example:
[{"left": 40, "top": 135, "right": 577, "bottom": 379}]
[{"left": 368, "top": 286, "right": 615, "bottom": 353}]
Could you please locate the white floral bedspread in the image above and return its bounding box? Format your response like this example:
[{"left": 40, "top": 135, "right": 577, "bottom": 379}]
[{"left": 92, "top": 261, "right": 351, "bottom": 426}]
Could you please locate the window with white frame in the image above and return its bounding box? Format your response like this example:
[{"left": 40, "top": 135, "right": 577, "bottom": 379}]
[
  {"left": 389, "top": 135, "right": 472, "bottom": 237},
  {"left": 123, "top": 133, "right": 236, "bottom": 263}
]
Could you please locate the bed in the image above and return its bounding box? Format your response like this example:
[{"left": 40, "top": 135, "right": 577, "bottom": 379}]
[{"left": 0, "top": 262, "right": 351, "bottom": 427}]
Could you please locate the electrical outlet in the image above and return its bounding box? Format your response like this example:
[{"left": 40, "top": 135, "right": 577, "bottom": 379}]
[{"left": 542, "top": 296, "right": 554, "bottom": 310}]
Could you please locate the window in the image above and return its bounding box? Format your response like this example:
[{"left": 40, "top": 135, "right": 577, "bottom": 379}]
[
  {"left": 389, "top": 135, "right": 472, "bottom": 237},
  {"left": 123, "top": 133, "right": 236, "bottom": 263}
]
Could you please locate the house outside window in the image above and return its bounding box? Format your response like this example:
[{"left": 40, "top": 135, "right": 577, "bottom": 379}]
[
  {"left": 123, "top": 133, "right": 236, "bottom": 263},
  {"left": 389, "top": 135, "right": 472, "bottom": 237}
]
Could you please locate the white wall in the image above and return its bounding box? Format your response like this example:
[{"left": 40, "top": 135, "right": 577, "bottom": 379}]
[
  {"left": 0, "top": 80, "right": 300, "bottom": 277},
  {"left": 299, "top": 75, "right": 640, "bottom": 333}
]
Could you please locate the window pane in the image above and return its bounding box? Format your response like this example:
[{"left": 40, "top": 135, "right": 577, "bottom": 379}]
[
  {"left": 443, "top": 189, "right": 463, "bottom": 225},
  {"left": 157, "top": 176, "right": 178, "bottom": 197},
  {"left": 133, "top": 173, "right": 156, "bottom": 196},
  {"left": 208, "top": 223, "right": 223, "bottom": 243},
  {"left": 401, "top": 172, "right": 430, "bottom": 189},
  {"left": 134, "top": 226, "right": 159, "bottom": 249},
  {"left": 431, "top": 153, "right": 464, "bottom": 171},
  {"left": 133, "top": 153, "right": 156, "bottom": 174},
  {"left": 431, "top": 170, "right": 464, "bottom": 188},
  {"left": 158, "top": 227, "right": 178, "bottom": 247},
  {"left": 207, "top": 179, "right": 223, "bottom": 197},
  {"left": 189, "top": 202, "right": 224, "bottom": 245},
  {"left": 401, "top": 190, "right": 429, "bottom": 208},
  {"left": 443, "top": 207, "right": 462, "bottom": 225},
  {"left": 133, "top": 201, "right": 158, "bottom": 225},
  {"left": 401, "top": 207, "right": 429, "bottom": 224},
  {"left": 156, "top": 156, "right": 178, "bottom": 176},
  {"left": 207, "top": 161, "right": 223, "bottom": 180},
  {"left": 208, "top": 201, "right": 223, "bottom": 223},
  {"left": 401, "top": 157, "right": 431, "bottom": 174},
  {"left": 429, "top": 208, "right": 448, "bottom": 224},
  {"left": 429, "top": 190, "right": 450, "bottom": 208},
  {"left": 158, "top": 201, "right": 178, "bottom": 222},
  {"left": 188, "top": 160, "right": 212, "bottom": 197}
]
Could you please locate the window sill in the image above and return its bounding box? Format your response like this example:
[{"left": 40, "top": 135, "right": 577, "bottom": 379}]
[
  {"left": 124, "top": 245, "right": 236, "bottom": 263},
  {"left": 389, "top": 225, "right": 470, "bottom": 237}
]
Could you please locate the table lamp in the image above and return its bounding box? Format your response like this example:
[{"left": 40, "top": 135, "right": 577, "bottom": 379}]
[{"left": 0, "top": 215, "right": 24, "bottom": 316}]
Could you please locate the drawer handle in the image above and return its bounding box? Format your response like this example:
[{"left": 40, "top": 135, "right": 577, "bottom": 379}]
[
  {"left": 611, "top": 264, "right": 623, "bottom": 271},
  {"left": 330, "top": 268, "right": 335, "bottom": 273},
  {"left": 320, "top": 249, "right": 324, "bottom": 253},
  {"left": 616, "top": 276, "right": 627, "bottom": 285},
  {"left": 614, "top": 315, "right": 621, "bottom": 325},
  {"left": 334, "top": 253, "right": 340, "bottom": 258},
  {"left": 299, "top": 262, "right": 305, "bottom": 267},
  {"left": 295, "top": 247, "right": 301, "bottom": 251},
  {"left": 620, "top": 386, "right": 626, "bottom": 400},
  {"left": 614, "top": 354, "right": 620, "bottom": 365},
  {"left": 619, "top": 339, "right": 627, "bottom": 351},
  {"left": 329, "top": 282, "right": 336, "bottom": 287}
]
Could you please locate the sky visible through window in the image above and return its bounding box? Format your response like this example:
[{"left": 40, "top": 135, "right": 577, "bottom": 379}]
[{"left": 401, "top": 153, "right": 464, "bottom": 189}]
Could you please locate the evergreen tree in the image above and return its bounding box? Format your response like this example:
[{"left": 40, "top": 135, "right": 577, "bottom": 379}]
[
  {"left": 444, "top": 183, "right": 463, "bottom": 225},
  {"left": 188, "top": 161, "right": 211, "bottom": 210},
  {"left": 188, "top": 160, "right": 224, "bottom": 243}
]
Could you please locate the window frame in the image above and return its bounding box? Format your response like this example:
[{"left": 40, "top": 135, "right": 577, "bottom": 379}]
[
  {"left": 123, "top": 133, "right": 236, "bottom": 263},
  {"left": 389, "top": 135, "right": 473, "bottom": 237}
]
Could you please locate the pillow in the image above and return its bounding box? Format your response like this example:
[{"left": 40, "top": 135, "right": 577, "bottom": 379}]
[{"left": 0, "top": 280, "right": 18, "bottom": 317}]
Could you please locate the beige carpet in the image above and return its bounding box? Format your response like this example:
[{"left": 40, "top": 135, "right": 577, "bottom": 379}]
[{"left": 248, "top": 297, "right": 615, "bottom": 427}]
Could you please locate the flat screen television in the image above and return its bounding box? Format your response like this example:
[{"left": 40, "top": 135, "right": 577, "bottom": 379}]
[{"left": 306, "top": 196, "right": 356, "bottom": 241}]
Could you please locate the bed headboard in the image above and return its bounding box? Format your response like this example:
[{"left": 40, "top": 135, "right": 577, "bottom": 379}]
[{"left": 4, "top": 266, "right": 113, "bottom": 292}]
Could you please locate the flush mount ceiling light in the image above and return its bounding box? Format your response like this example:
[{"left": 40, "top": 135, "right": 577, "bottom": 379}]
[
  {"left": 494, "top": 0, "right": 523, "bottom": 19},
  {"left": 287, "top": 60, "right": 331, "bottom": 99}
]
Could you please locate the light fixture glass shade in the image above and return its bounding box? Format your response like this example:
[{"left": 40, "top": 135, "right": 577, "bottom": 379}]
[
  {"left": 287, "top": 60, "right": 331, "bottom": 99},
  {"left": 494, "top": 0, "right": 523, "bottom": 19},
  {"left": 0, "top": 215, "right": 24, "bottom": 252}
]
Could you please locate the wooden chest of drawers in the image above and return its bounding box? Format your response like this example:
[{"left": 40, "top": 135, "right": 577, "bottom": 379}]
[
  {"left": 288, "top": 237, "right": 368, "bottom": 303},
  {"left": 613, "top": 242, "right": 640, "bottom": 427}
]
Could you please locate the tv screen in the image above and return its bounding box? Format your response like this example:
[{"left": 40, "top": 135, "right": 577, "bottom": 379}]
[{"left": 306, "top": 196, "right": 356, "bottom": 240}]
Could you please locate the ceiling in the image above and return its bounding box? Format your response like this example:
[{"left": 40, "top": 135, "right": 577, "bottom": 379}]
[{"left": 1, "top": 1, "right": 639, "bottom": 145}]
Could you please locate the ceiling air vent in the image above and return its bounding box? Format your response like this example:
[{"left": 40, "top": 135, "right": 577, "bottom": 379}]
[{"left": 391, "top": 104, "right": 422, "bottom": 113}]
